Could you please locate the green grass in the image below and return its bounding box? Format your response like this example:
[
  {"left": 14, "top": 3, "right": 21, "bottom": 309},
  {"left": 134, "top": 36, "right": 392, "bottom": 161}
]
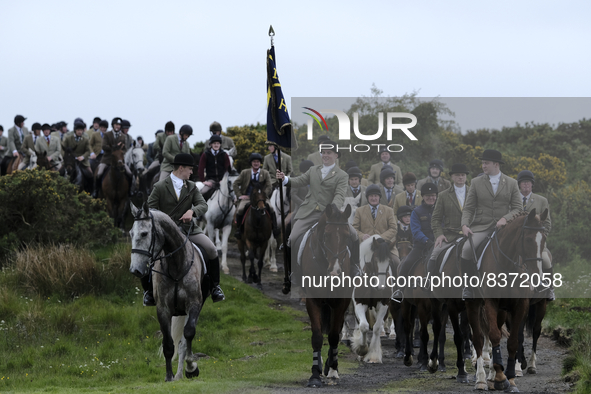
[{"left": 0, "top": 262, "right": 354, "bottom": 393}]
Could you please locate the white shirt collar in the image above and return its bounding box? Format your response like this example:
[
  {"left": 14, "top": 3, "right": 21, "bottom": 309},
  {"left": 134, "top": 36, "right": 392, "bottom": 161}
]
[
  {"left": 454, "top": 184, "right": 466, "bottom": 193},
  {"left": 489, "top": 172, "right": 501, "bottom": 182},
  {"left": 170, "top": 173, "right": 184, "bottom": 197},
  {"left": 211, "top": 148, "right": 219, "bottom": 155}
]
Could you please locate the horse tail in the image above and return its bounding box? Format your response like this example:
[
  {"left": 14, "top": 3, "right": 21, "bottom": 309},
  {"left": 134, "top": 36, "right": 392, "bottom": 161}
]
[
  {"left": 321, "top": 303, "right": 332, "bottom": 335},
  {"left": 526, "top": 303, "right": 536, "bottom": 337},
  {"left": 158, "top": 315, "right": 186, "bottom": 361}
]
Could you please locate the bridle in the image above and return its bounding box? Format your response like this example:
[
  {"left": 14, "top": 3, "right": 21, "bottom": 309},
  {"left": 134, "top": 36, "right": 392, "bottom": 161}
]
[
  {"left": 490, "top": 216, "right": 545, "bottom": 273},
  {"left": 312, "top": 220, "right": 350, "bottom": 272},
  {"left": 131, "top": 209, "right": 195, "bottom": 307},
  {"left": 128, "top": 148, "right": 144, "bottom": 175},
  {"left": 211, "top": 175, "right": 235, "bottom": 228}
]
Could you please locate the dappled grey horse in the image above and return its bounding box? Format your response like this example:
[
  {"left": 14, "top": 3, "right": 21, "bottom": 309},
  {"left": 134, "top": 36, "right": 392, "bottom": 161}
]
[{"left": 129, "top": 203, "right": 206, "bottom": 382}]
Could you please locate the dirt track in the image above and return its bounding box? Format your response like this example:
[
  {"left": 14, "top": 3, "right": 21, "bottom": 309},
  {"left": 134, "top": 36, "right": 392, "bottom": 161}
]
[{"left": 223, "top": 244, "right": 571, "bottom": 393}]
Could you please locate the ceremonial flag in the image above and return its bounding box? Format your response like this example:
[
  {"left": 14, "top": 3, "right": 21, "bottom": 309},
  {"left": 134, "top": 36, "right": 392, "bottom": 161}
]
[{"left": 266, "top": 45, "right": 296, "bottom": 148}]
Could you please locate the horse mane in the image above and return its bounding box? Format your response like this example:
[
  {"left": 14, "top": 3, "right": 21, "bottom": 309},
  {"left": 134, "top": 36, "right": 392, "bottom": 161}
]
[
  {"left": 219, "top": 171, "right": 229, "bottom": 195},
  {"left": 360, "top": 235, "right": 389, "bottom": 269},
  {"left": 505, "top": 210, "right": 528, "bottom": 225}
]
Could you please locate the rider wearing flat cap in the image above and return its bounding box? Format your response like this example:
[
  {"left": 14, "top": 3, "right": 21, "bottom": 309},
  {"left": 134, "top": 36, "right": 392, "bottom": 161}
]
[
  {"left": 146, "top": 153, "right": 225, "bottom": 305},
  {"left": 460, "top": 149, "right": 522, "bottom": 299}
]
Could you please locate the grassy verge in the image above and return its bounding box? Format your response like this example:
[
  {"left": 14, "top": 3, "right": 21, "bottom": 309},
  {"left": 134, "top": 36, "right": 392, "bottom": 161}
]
[{"left": 0, "top": 244, "right": 354, "bottom": 393}]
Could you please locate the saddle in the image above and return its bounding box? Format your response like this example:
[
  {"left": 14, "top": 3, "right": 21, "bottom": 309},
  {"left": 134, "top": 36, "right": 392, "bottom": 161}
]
[{"left": 190, "top": 242, "right": 211, "bottom": 301}]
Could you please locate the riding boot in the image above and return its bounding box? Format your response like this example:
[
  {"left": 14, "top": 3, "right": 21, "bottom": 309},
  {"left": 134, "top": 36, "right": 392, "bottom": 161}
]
[
  {"left": 461, "top": 258, "right": 476, "bottom": 300},
  {"left": 267, "top": 204, "right": 281, "bottom": 239},
  {"left": 140, "top": 272, "right": 155, "bottom": 306},
  {"left": 542, "top": 267, "right": 556, "bottom": 301},
  {"left": 92, "top": 177, "right": 102, "bottom": 198},
  {"left": 208, "top": 257, "right": 225, "bottom": 303},
  {"left": 234, "top": 212, "right": 244, "bottom": 239},
  {"left": 423, "top": 259, "right": 438, "bottom": 291}
]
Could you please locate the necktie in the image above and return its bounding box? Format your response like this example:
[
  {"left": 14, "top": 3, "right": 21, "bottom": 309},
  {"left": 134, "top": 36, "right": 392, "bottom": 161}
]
[
  {"left": 180, "top": 141, "right": 183, "bottom": 150},
  {"left": 252, "top": 172, "right": 258, "bottom": 182},
  {"left": 386, "top": 188, "right": 392, "bottom": 202},
  {"left": 523, "top": 196, "right": 527, "bottom": 209},
  {"left": 76, "top": 137, "right": 80, "bottom": 142},
  {"left": 46, "top": 137, "right": 50, "bottom": 146},
  {"left": 353, "top": 188, "right": 359, "bottom": 197},
  {"left": 371, "top": 206, "right": 377, "bottom": 219},
  {"left": 61, "top": 134, "right": 64, "bottom": 141},
  {"left": 406, "top": 193, "right": 412, "bottom": 206},
  {"left": 34, "top": 136, "right": 37, "bottom": 144},
  {"left": 274, "top": 154, "right": 278, "bottom": 163}
]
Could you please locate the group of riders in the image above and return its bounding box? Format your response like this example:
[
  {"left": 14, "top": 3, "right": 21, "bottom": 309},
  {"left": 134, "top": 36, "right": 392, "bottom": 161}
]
[{"left": 1, "top": 114, "right": 555, "bottom": 306}]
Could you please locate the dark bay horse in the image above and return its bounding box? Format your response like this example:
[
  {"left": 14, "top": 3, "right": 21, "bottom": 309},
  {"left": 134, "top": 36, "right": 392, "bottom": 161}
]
[
  {"left": 300, "top": 204, "right": 353, "bottom": 387},
  {"left": 129, "top": 203, "right": 206, "bottom": 381},
  {"left": 466, "top": 209, "right": 548, "bottom": 392},
  {"left": 237, "top": 187, "right": 272, "bottom": 289},
  {"left": 102, "top": 148, "right": 129, "bottom": 229},
  {"left": 63, "top": 148, "right": 93, "bottom": 193}
]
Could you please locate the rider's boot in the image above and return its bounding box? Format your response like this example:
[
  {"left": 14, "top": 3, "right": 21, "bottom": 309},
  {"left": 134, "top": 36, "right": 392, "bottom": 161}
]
[
  {"left": 92, "top": 177, "right": 101, "bottom": 198},
  {"left": 461, "top": 257, "right": 476, "bottom": 300},
  {"left": 423, "top": 259, "right": 438, "bottom": 291},
  {"left": 140, "top": 272, "right": 155, "bottom": 306},
  {"left": 208, "top": 257, "right": 226, "bottom": 303},
  {"left": 542, "top": 267, "right": 556, "bottom": 301}
]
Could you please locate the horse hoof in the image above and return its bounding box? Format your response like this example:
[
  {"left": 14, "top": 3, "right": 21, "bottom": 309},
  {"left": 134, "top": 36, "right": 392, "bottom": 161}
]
[
  {"left": 256, "top": 283, "right": 263, "bottom": 290},
  {"left": 420, "top": 364, "right": 429, "bottom": 372},
  {"left": 404, "top": 356, "right": 413, "bottom": 367},
  {"left": 396, "top": 350, "right": 405, "bottom": 359},
  {"left": 326, "top": 377, "right": 339, "bottom": 386},
  {"left": 185, "top": 366, "right": 199, "bottom": 379},
  {"left": 270, "top": 267, "right": 277, "bottom": 273},
  {"left": 505, "top": 385, "right": 520, "bottom": 393},
  {"left": 456, "top": 374, "right": 469, "bottom": 383},
  {"left": 515, "top": 369, "right": 523, "bottom": 377},
  {"left": 474, "top": 382, "right": 488, "bottom": 390},
  {"left": 438, "top": 365, "right": 446, "bottom": 372},
  {"left": 223, "top": 268, "right": 230, "bottom": 275},
  {"left": 247, "top": 276, "right": 253, "bottom": 284},
  {"left": 494, "top": 378, "right": 510, "bottom": 391},
  {"left": 413, "top": 339, "right": 421, "bottom": 348},
  {"left": 527, "top": 367, "right": 537, "bottom": 374},
  {"left": 307, "top": 376, "right": 323, "bottom": 388}
]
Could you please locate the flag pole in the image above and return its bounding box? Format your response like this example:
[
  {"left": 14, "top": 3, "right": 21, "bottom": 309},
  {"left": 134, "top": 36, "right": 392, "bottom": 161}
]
[{"left": 268, "top": 25, "right": 291, "bottom": 295}]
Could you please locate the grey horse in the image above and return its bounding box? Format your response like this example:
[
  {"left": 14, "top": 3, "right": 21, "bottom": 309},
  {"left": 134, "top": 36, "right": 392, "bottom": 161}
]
[{"left": 129, "top": 202, "right": 206, "bottom": 382}]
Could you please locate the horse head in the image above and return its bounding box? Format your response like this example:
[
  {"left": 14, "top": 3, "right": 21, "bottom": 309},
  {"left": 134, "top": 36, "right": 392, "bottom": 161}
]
[
  {"left": 112, "top": 148, "right": 126, "bottom": 172},
  {"left": 129, "top": 202, "right": 162, "bottom": 278},
  {"left": 126, "top": 146, "right": 145, "bottom": 177},
  {"left": 36, "top": 151, "right": 49, "bottom": 170},
  {"left": 361, "top": 236, "right": 393, "bottom": 288},
  {"left": 28, "top": 148, "right": 38, "bottom": 169},
  {"left": 317, "top": 203, "right": 352, "bottom": 277},
  {"left": 63, "top": 148, "right": 76, "bottom": 176}
]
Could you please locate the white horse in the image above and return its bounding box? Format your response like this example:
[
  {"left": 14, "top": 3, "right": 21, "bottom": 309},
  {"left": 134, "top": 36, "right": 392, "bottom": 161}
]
[
  {"left": 27, "top": 148, "right": 38, "bottom": 169},
  {"left": 263, "top": 185, "right": 290, "bottom": 272},
  {"left": 350, "top": 235, "right": 393, "bottom": 363},
  {"left": 125, "top": 143, "right": 146, "bottom": 194},
  {"left": 342, "top": 195, "right": 360, "bottom": 225},
  {"left": 199, "top": 171, "right": 238, "bottom": 275}
]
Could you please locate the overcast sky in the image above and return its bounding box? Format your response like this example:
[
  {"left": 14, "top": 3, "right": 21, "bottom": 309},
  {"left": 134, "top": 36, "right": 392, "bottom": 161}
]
[{"left": 1, "top": 0, "right": 590, "bottom": 144}]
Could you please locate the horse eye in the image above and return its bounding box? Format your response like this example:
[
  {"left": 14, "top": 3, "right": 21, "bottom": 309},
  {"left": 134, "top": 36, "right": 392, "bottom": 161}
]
[{"left": 141, "top": 232, "right": 149, "bottom": 237}]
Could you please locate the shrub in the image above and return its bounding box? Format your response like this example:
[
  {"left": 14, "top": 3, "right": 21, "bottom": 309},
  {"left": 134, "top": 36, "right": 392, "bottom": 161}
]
[{"left": 0, "top": 169, "right": 117, "bottom": 262}]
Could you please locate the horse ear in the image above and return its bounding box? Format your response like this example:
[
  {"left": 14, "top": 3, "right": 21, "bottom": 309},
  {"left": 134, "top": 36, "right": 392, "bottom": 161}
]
[
  {"left": 130, "top": 203, "right": 139, "bottom": 217},
  {"left": 527, "top": 208, "right": 536, "bottom": 223},
  {"left": 142, "top": 201, "right": 150, "bottom": 215},
  {"left": 540, "top": 208, "right": 548, "bottom": 222},
  {"left": 344, "top": 204, "right": 352, "bottom": 218},
  {"left": 371, "top": 237, "right": 378, "bottom": 249}
]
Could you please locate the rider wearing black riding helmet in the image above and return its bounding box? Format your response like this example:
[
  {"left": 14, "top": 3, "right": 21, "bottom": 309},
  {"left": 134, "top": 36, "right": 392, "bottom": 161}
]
[
  {"left": 233, "top": 152, "right": 280, "bottom": 240},
  {"left": 391, "top": 183, "right": 438, "bottom": 303},
  {"left": 159, "top": 124, "right": 192, "bottom": 181},
  {"left": 198, "top": 134, "right": 231, "bottom": 201}
]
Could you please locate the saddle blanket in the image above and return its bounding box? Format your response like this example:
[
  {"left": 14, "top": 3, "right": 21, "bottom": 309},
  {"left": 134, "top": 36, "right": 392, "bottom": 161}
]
[{"left": 191, "top": 242, "right": 207, "bottom": 275}]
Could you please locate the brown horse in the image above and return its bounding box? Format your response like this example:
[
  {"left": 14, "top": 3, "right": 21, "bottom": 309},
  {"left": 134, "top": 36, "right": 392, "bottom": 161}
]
[
  {"left": 5, "top": 154, "right": 22, "bottom": 175},
  {"left": 237, "top": 187, "right": 272, "bottom": 289},
  {"left": 102, "top": 148, "right": 129, "bottom": 230},
  {"left": 466, "top": 209, "right": 548, "bottom": 392},
  {"left": 299, "top": 203, "right": 353, "bottom": 387}
]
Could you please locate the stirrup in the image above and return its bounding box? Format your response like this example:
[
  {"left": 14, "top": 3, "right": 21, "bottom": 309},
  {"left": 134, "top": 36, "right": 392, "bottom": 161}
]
[
  {"left": 461, "top": 287, "right": 473, "bottom": 301},
  {"left": 143, "top": 291, "right": 155, "bottom": 306},
  {"left": 211, "top": 286, "right": 225, "bottom": 303},
  {"left": 391, "top": 289, "right": 403, "bottom": 303}
]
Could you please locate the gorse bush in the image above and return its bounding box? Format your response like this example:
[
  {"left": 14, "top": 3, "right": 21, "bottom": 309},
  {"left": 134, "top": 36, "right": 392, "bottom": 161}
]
[{"left": 0, "top": 169, "right": 117, "bottom": 261}]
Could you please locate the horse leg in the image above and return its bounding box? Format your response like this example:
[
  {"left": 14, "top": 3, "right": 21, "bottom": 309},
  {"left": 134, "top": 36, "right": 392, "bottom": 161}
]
[
  {"left": 157, "top": 309, "right": 175, "bottom": 382},
  {"left": 466, "top": 300, "right": 487, "bottom": 390},
  {"left": 504, "top": 301, "right": 528, "bottom": 392},
  {"left": 366, "top": 301, "right": 389, "bottom": 363},
  {"left": 402, "top": 300, "right": 414, "bottom": 367},
  {"left": 515, "top": 319, "right": 526, "bottom": 377},
  {"left": 413, "top": 316, "right": 421, "bottom": 348},
  {"left": 418, "top": 302, "right": 431, "bottom": 372},
  {"left": 247, "top": 245, "right": 256, "bottom": 283},
  {"left": 460, "top": 310, "right": 472, "bottom": 360},
  {"left": 486, "top": 300, "right": 510, "bottom": 391},
  {"left": 449, "top": 305, "right": 469, "bottom": 383},
  {"left": 528, "top": 300, "right": 545, "bottom": 375},
  {"left": 351, "top": 297, "right": 369, "bottom": 357},
  {"left": 220, "top": 223, "right": 231, "bottom": 275},
  {"left": 174, "top": 316, "right": 188, "bottom": 381},
  {"left": 428, "top": 300, "right": 442, "bottom": 373},
  {"left": 239, "top": 243, "right": 247, "bottom": 283},
  {"left": 325, "top": 299, "right": 348, "bottom": 384},
  {"left": 256, "top": 243, "right": 266, "bottom": 290},
  {"left": 214, "top": 229, "right": 221, "bottom": 250},
  {"left": 183, "top": 303, "right": 204, "bottom": 379},
  {"left": 437, "top": 305, "right": 448, "bottom": 372},
  {"left": 306, "top": 299, "right": 324, "bottom": 388}
]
